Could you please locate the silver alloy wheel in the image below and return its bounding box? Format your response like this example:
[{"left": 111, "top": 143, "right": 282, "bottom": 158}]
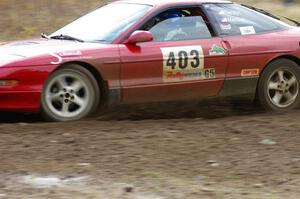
[
  {"left": 267, "top": 69, "right": 299, "bottom": 108},
  {"left": 45, "top": 72, "right": 91, "bottom": 119}
]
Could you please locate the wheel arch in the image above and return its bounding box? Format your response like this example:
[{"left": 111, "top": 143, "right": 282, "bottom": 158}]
[
  {"left": 255, "top": 55, "right": 300, "bottom": 111},
  {"left": 53, "top": 61, "right": 108, "bottom": 105},
  {"left": 253, "top": 55, "right": 300, "bottom": 101},
  {"left": 261, "top": 55, "right": 300, "bottom": 75}
]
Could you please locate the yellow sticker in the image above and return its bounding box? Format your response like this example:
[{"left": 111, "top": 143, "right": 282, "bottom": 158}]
[
  {"left": 241, "top": 68, "right": 260, "bottom": 77},
  {"left": 161, "top": 46, "right": 214, "bottom": 82}
]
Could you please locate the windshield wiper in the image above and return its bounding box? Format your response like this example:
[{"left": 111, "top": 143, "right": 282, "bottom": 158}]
[
  {"left": 50, "top": 34, "right": 84, "bottom": 42},
  {"left": 41, "top": 33, "right": 50, "bottom": 39},
  {"left": 92, "top": 39, "right": 110, "bottom": 43},
  {"left": 242, "top": 4, "right": 300, "bottom": 27},
  {"left": 283, "top": 16, "right": 300, "bottom": 27}
]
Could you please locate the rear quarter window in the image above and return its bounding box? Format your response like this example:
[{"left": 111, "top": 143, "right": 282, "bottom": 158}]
[{"left": 204, "top": 3, "right": 289, "bottom": 36}]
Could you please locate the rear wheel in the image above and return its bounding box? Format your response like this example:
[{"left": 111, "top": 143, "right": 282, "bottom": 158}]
[
  {"left": 257, "top": 59, "right": 300, "bottom": 111},
  {"left": 41, "top": 64, "right": 100, "bottom": 122}
]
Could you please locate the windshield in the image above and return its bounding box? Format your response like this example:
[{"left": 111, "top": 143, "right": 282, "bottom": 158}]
[{"left": 50, "top": 3, "right": 152, "bottom": 43}]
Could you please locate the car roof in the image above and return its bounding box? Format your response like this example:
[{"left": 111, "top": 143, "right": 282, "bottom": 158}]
[{"left": 115, "top": 0, "right": 232, "bottom": 7}]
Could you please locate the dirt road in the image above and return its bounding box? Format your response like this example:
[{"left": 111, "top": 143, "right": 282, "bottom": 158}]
[{"left": 0, "top": 101, "right": 299, "bottom": 199}]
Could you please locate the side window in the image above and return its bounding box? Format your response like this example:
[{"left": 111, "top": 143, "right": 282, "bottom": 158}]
[
  {"left": 141, "top": 7, "right": 212, "bottom": 42},
  {"left": 204, "top": 3, "right": 287, "bottom": 36}
]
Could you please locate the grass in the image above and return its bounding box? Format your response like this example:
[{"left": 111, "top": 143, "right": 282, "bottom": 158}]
[
  {"left": 0, "top": 0, "right": 299, "bottom": 41},
  {"left": 235, "top": 0, "right": 300, "bottom": 20},
  {"left": 0, "top": 0, "right": 105, "bottom": 41}
]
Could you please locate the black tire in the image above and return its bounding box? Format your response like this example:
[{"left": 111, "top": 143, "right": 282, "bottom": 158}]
[
  {"left": 257, "top": 58, "right": 300, "bottom": 111},
  {"left": 41, "top": 64, "right": 100, "bottom": 122}
]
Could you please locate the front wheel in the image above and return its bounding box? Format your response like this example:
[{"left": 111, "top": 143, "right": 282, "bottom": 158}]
[
  {"left": 41, "top": 64, "right": 100, "bottom": 122},
  {"left": 257, "top": 59, "right": 300, "bottom": 111}
]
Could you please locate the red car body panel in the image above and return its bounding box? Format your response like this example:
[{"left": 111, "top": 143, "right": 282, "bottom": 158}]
[
  {"left": 0, "top": 40, "right": 122, "bottom": 111},
  {"left": 0, "top": 0, "right": 299, "bottom": 113},
  {"left": 0, "top": 66, "right": 51, "bottom": 111},
  {"left": 224, "top": 29, "right": 300, "bottom": 78},
  {"left": 119, "top": 37, "right": 227, "bottom": 103}
]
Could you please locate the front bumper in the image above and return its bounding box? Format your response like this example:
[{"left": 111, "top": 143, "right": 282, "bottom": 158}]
[{"left": 0, "top": 65, "right": 56, "bottom": 112}]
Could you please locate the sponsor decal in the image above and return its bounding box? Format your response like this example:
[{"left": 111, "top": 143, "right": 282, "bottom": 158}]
[
  {"left": 50, "top": 51, "right": 92, "bottom": 65},
  {"left": 161, "top": 46, "right": 215, "bottom": 82},
  {"left": 221, "top": 17, "right": 229, "bottom": 23},
  {"left": 241, "top": 68, "right": 260, "bottom": 77},
  {"left": 165, "top": 68, "right": 215, "bottom": 81},
  {"left": 209, "top": 44, "right": 226, "bottom": 55},
  {"left": 220, "top": 23, "right": 232, "bottom": 30},
  {"left": 58, "top": 50, "right": 82, "bottom": 57},
  {"left": 50, "top": 52, "right": 63, "bottom": 65},
  {"left": 240, "top": 26, "right": 256, "bottom": 35}
]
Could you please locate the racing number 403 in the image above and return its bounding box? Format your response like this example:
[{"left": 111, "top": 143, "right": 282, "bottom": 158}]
[{"left": 166, "top": 50, "right": 200, "bottom": 69}]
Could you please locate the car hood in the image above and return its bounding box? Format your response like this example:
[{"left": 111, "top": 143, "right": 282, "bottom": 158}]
[{"left": 0, "top": 38, "right": 109, "bottom": 67}]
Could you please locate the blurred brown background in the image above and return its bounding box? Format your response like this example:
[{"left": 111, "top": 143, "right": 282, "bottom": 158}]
[{"left": 0, "top": 0, "right": 299, "bottom": 41}]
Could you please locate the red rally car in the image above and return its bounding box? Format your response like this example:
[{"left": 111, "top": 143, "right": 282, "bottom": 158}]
[{"left": 0, "top": 0, "right": 300, "bottom": 121}]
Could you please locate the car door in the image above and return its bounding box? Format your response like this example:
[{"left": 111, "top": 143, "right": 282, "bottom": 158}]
[{"left": 119, "top": 6, "right": 228, "bottom": 103}]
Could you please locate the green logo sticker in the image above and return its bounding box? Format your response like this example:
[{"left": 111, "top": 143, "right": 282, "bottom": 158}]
[{"left": 209, "top": 44, "right": 226, "bottom": 55}]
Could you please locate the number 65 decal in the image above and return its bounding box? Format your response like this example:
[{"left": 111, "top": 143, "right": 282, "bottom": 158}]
[{"left": 161, "top": 46, "right": 214, "bottom": 82}]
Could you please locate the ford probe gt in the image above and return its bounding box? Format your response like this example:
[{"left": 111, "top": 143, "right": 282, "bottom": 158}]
[{"left": 0, "top": 0, "right": 300, "bottom": 121}]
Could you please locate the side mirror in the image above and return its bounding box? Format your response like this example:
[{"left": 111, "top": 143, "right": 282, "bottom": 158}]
[{"left": 125, "top": 30, "right": 154, "bottom": 44}]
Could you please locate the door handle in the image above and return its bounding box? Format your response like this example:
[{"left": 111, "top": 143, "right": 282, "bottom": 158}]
[{"left": 221, "top": 40, "right": 232, "bottom": 52}]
